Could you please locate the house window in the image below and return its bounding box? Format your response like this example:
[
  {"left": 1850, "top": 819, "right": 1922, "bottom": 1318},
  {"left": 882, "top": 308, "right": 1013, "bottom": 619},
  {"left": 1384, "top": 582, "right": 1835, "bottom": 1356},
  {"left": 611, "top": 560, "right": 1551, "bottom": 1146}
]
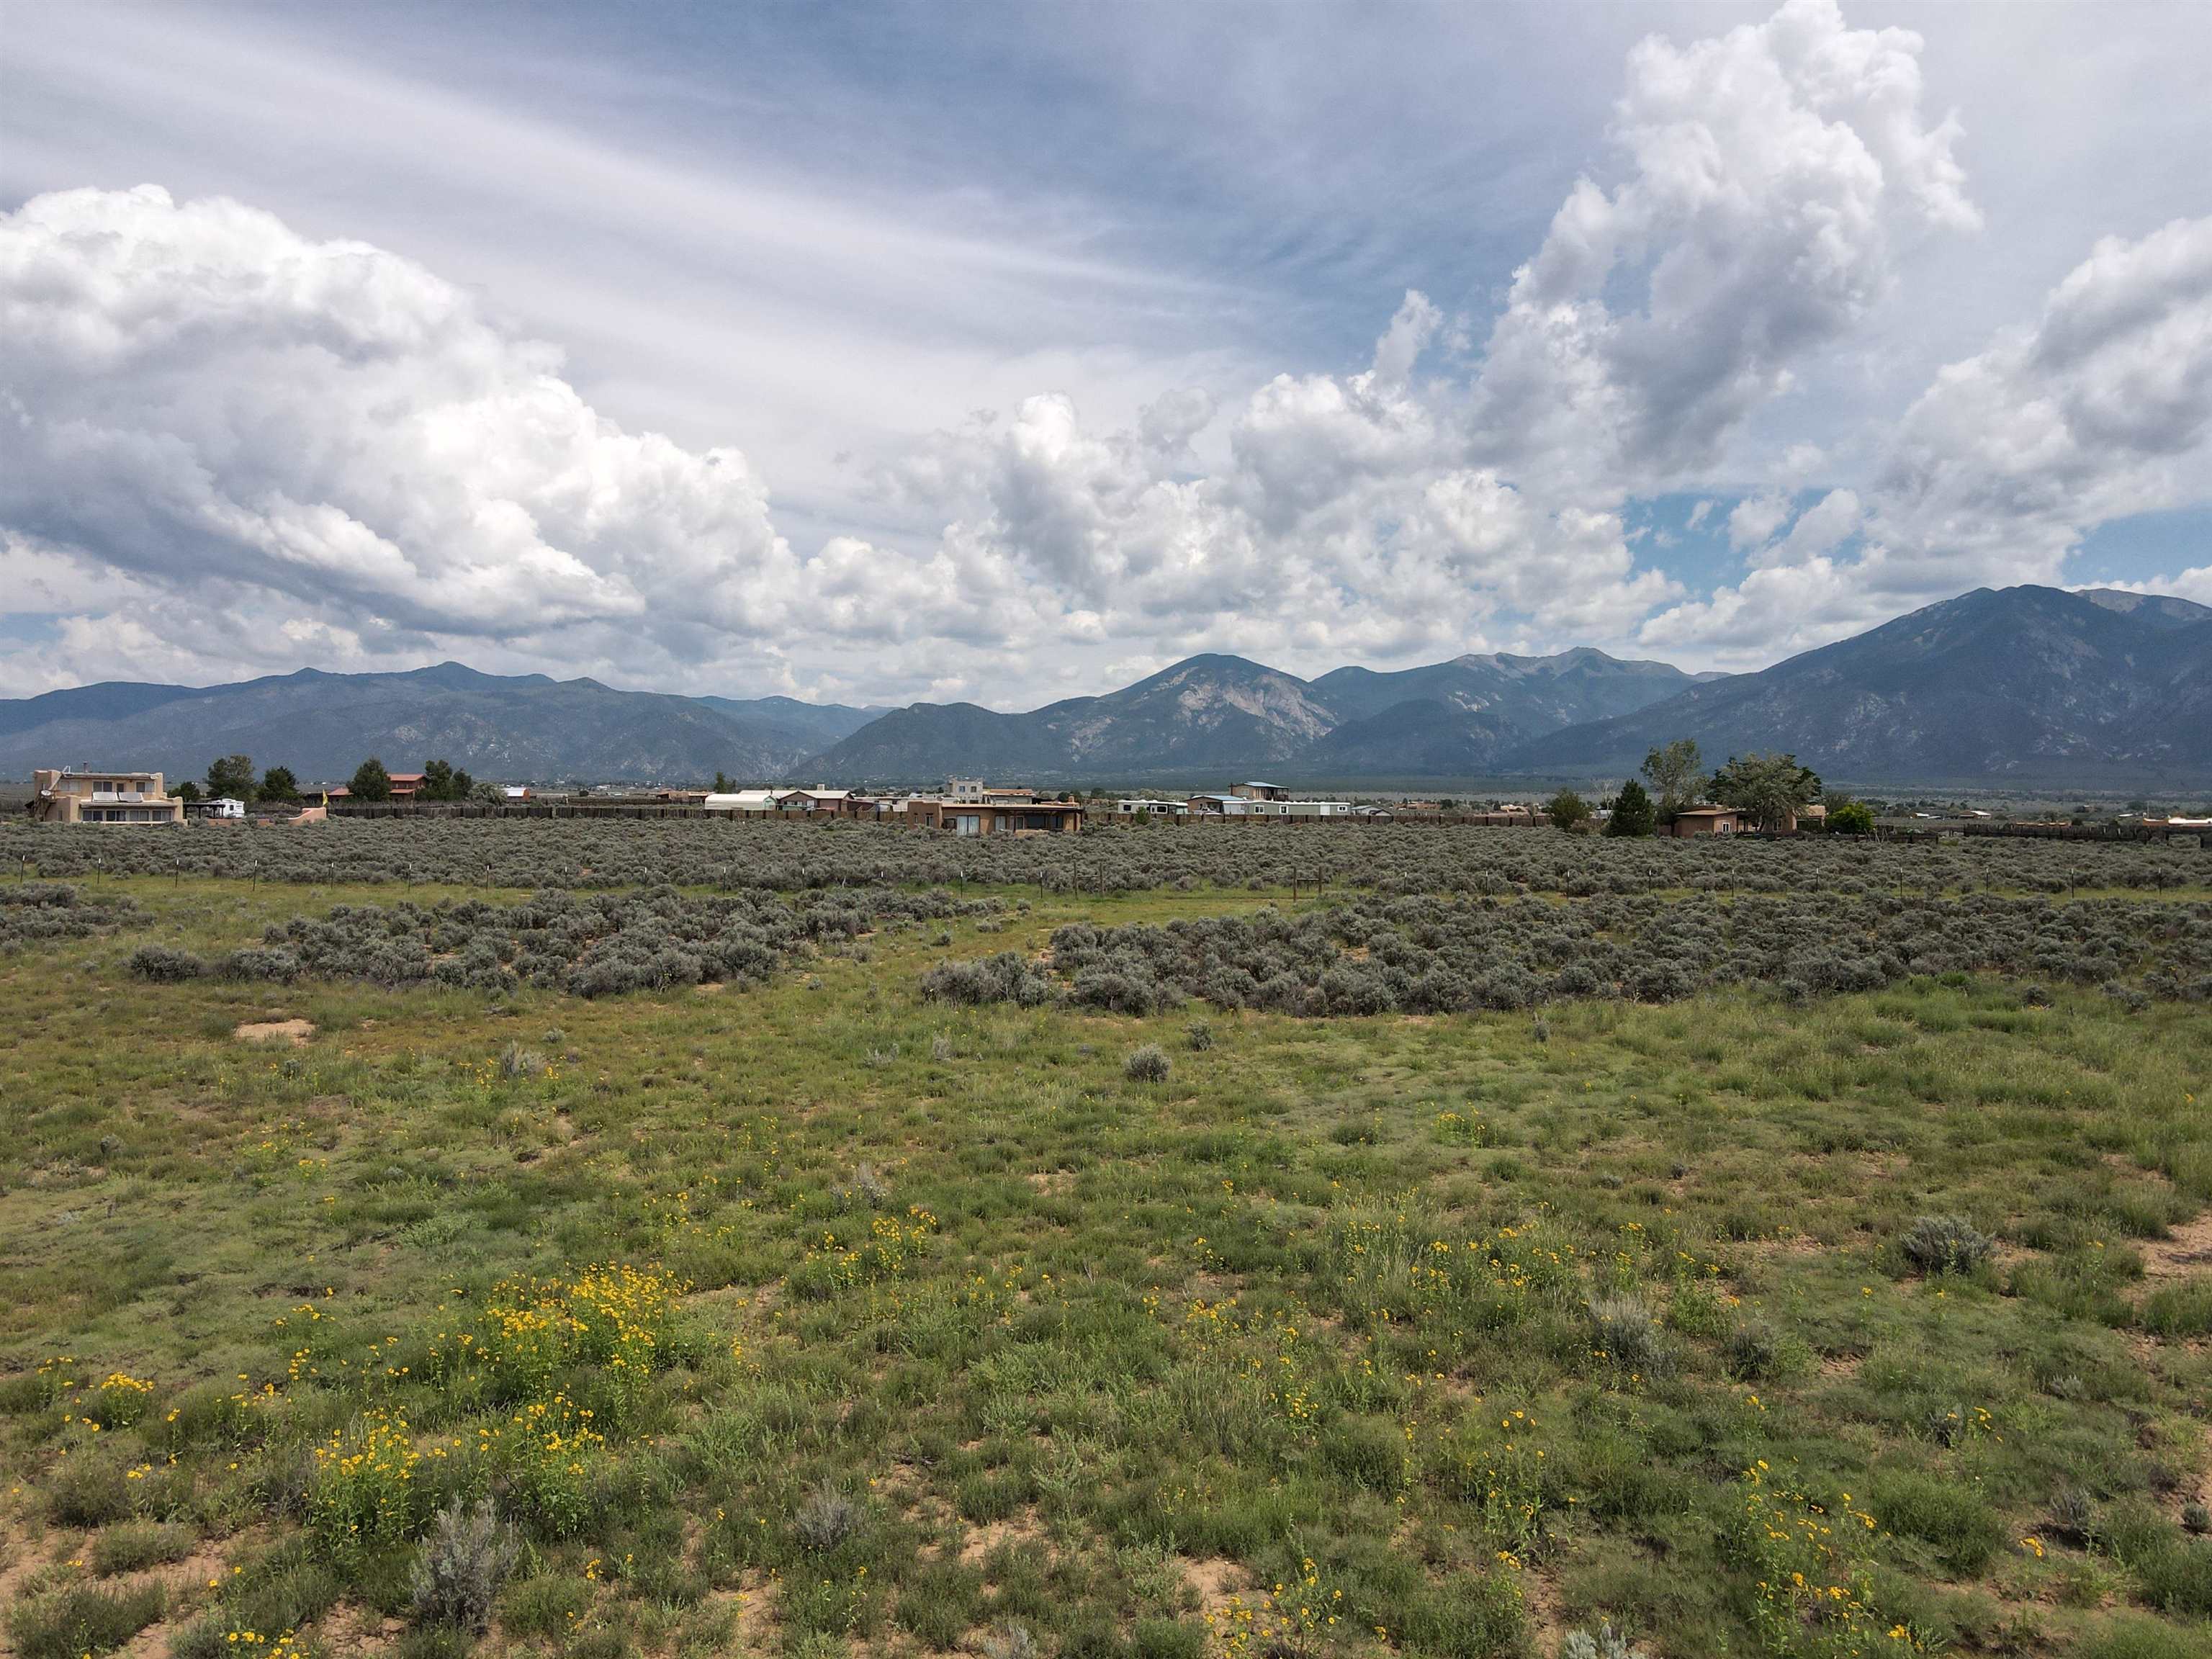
[{"left": 953, "top": 814, "right": 983, "bottom": 836}]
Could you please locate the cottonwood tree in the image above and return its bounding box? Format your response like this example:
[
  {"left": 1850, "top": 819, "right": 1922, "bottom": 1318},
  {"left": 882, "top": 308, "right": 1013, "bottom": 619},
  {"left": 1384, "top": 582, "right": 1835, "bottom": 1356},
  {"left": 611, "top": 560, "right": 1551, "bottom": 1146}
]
[
  {"left": 1828, "top": 799, "right": 1875, "bottom": 835},
  {"left": 1709, "top": 752, "right": 1822, "bottom": 831},
  {"left": 259, "top": 765, "right": 300, "bottom": 802},
  {"left": 1640, "top": 739, "right": 1701, "bottom": 822},
  {"left": 1545, "top": 788, "right": 1592, "bottom": 833}
]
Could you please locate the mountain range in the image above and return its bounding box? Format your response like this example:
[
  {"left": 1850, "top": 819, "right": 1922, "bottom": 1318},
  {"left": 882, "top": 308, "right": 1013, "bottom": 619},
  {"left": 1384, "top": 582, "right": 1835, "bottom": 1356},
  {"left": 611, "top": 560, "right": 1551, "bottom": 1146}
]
[
  {"left": 0, "top": 663, "right": 878, "bottom": 786},
  {"left": 1, "top": 585, "right": 2206, "bottom": 790},
  {"left": 1502, "top": 585, "right": 2212, "bottom": 786}
]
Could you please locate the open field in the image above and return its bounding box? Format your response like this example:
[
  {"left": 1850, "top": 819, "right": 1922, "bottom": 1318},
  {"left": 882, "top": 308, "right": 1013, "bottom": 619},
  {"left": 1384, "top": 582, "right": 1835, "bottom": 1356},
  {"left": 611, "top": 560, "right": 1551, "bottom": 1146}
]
[{"left": 3, "top": 825, "right": 2210, "bottom": 1659}]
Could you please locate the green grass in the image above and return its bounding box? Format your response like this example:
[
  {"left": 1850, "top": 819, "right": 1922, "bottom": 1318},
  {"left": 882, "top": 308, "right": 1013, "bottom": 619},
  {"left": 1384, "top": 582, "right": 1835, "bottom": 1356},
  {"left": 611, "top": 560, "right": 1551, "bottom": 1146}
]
[{"left": 1, "top": 873, "right": 2208, "bottom": 1658}]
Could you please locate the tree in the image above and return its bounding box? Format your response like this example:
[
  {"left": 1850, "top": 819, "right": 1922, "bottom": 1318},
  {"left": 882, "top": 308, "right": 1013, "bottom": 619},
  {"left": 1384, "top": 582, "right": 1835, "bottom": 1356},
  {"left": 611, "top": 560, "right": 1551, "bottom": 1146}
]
[
  {"left": 413, "top": 760, "right": 475, "bottom": 802},
  {"left": 1640, "top": 739, "right": 1701, "bottom": 822},
  {"left": 206, "top": 754, "right": 256, "bottom": 802},
  {"left": 349, "top": 757, "right": 393, "bottom": 802},
  {"left": 173, "top": 779, "right": 202, "bottom": 804},
  {"left": 712, "top": 771, "right": 735, "bottom": 793},
  {"left": 1828, "top": 800, "right": 1875, "bottom": 835},
  {"left": 1708, "top": 752, "right": 1822, "bottom": 832},
  {"left": 1545, "top": 788, "right": 1592, "bottom": 833},
  {"left": 1604, "top": 779, "right": 1656, "bottom": 837},
  {"left": 259, "top": 766, "right": 300, "bottom": 802}
]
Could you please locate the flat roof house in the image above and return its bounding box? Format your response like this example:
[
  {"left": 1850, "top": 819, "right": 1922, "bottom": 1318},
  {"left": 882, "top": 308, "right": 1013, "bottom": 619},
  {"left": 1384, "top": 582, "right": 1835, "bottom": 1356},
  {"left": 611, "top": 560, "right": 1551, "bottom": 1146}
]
[
  {"left": 1231, "top": 781, "right": 1291, "bottom": 801},
  {"left": 31, "top": 768, "right": 186, "bottom": 824},
  {"left": 904, "top": 797, "right": 1084, "bottom": 835},
  {"left": 703, "top": 788, "right": 785, "bottom": 814},
  {"left": 1668, "top": 806, "right": 1744, "bottom": 837}
]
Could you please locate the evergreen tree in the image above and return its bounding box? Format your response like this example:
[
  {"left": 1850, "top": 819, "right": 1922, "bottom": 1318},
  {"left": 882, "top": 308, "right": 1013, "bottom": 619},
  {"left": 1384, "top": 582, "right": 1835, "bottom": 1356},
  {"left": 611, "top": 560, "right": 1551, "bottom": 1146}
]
[
  {"left": 1604, "top": 779, "right": 1656, "bottom": 836},
  {"left": 206, "top": 754, "right": 256, "bottom": 802},
  {"left": 259, "top": 766, "right": 300, "bottom": 802},
  {"left": 349, "top": 757, "right": 394, "bottom": 801}
]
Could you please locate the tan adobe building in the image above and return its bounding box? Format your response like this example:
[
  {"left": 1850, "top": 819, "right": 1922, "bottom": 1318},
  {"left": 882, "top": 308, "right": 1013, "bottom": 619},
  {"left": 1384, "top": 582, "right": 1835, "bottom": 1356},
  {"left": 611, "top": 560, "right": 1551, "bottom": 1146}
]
[
  {"left": 31, "top": 768, "right": 186, "bottom": 824},
  {"left": 1668, "top": 806, "right": 1744, "bottom": 837},
  {"left": 904, "top": 797, "right": 1084, "bottom": 835}
]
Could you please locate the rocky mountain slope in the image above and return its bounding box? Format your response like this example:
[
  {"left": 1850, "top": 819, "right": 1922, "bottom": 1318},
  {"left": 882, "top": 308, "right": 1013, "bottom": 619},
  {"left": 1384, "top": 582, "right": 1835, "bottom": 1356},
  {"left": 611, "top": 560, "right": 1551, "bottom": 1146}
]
[{"left": 1505, "top": 586, "right": 2212, "bottom": 784}]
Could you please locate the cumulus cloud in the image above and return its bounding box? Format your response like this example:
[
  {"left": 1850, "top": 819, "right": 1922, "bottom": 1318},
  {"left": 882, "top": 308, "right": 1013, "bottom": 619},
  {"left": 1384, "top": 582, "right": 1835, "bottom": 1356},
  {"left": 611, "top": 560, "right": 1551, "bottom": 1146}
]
[
  {"left": 1877, "top": 215, "right": 2212, "bottom": 566},
  {"left": 0, "top": 185, "right": 806, "bottom": 642},
  {"left": 1470, "top": 0, "right": 1974, "bottom": 489},
  {"left": 1644, "top": 214, "right": 2212, "bottom": 661},
  {"left": 4, "top": 3, "right": 2207, "bottom": 705}
]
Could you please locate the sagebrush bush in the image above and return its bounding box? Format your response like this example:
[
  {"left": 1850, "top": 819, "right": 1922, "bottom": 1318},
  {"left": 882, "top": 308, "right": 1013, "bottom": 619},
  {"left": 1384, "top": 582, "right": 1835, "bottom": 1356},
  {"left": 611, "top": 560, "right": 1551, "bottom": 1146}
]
[
  {"left": 410, "top": 1498, "right": 521, "bottom": 1632},
  {"left": 1588, "top": 1295, "right": 1669, "bottom": 1377},
  {"left": 1901, "top": 1213, "right": 1995, "bottom": 1276},
  {"left": 793, "top": 1479, "right": 862, "bottom": 1552},
  {"left": 498, "top": 1042, "right": 547, "bottom": 1079},
  {"left": 1560, "top": 1624, "right": 1647, "bottom": 1659},
  {"left": 127, "top": 942, "right": 207, "bottom": 981},
  {"left": 1123, "top": 1044, "right": 1172, "bottom": 1084}
]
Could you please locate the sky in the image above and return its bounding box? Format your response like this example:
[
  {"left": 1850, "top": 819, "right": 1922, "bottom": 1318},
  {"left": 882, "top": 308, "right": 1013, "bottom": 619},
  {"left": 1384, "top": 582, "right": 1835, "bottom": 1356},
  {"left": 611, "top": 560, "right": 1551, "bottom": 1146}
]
[{"left": 3, "top": 0, "right": 2209, "bottom": 708}]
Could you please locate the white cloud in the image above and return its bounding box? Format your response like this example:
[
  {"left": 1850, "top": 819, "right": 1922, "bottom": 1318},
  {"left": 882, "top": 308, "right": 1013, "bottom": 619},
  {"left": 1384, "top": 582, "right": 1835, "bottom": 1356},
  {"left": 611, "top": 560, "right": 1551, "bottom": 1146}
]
[
  {"left": 0, "top": 186, "right": 805, "bottom": 642},
  {"left": 1469, "top": 0, "right": 1975, "bottom": 493},
  {"left": 1877, "top": 215, "right": 2212, "bottom": 567},
  {"left": 1641, "top": 215, "right": 2212, "bottom": 661},
  {"left": 5, "top": 4, "right": 2209, "bottom": 703},
  {"left": 1728, "top": 494, "right": 1795, "bottom": 552}
]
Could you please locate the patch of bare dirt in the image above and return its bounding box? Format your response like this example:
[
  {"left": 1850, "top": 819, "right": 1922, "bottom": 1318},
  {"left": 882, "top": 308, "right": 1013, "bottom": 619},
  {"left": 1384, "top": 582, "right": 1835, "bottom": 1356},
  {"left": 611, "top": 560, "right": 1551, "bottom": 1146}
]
[
  {"left": 2140, "top": 1212, "right": 2212, "bottom": 1280},
  {"left": 316, "top": 1602, "right": 405, "bottom": 1656},
  {"left": 1520, "top": 1567, "right": 1573, "bottom": 1651},
  {"left": 0, "top": 1528, "right": 56, "bottom": 1618},
  {"left": 96, "top": 1543, "right": 248, "bottom": 1659},
  {"left": 1177, "top": 1555, "right": 1254, "bottom": 1619},
  {"left": 234, "top": 1019, "right": 315, "bottom": 1046},
  {"left": 1025, "top": 1170, "right": 1074, "bottom": 1195}
]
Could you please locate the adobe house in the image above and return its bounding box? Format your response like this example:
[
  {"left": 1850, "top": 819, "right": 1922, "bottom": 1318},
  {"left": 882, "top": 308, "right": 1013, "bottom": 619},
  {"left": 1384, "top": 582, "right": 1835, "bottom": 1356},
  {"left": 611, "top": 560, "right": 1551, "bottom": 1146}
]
[
  {"left": 1668, "top": 806, "right": 1745, "bottom": 837},
  {"left": 30, "top": 768, "right": 186, "bottom": 824},
  {"left": 904, "top": 797, "right": 1083, "bottom": 835}
]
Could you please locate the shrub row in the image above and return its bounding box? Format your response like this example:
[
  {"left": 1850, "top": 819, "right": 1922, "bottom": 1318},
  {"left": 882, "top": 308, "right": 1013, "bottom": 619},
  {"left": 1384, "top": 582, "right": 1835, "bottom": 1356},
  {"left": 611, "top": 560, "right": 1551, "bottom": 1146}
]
[
  {"left": 5, "top": 818, "right": 2202, "bottom": 901},
  {"left": 929, "top": 890, "right": 2212, "bottom": 1016},
  {"left": 0, "top": 881, "right": 138, "bottom": 950},
  {"left": 149, "top": 884, "right": 1000, "bottom": 997}
]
